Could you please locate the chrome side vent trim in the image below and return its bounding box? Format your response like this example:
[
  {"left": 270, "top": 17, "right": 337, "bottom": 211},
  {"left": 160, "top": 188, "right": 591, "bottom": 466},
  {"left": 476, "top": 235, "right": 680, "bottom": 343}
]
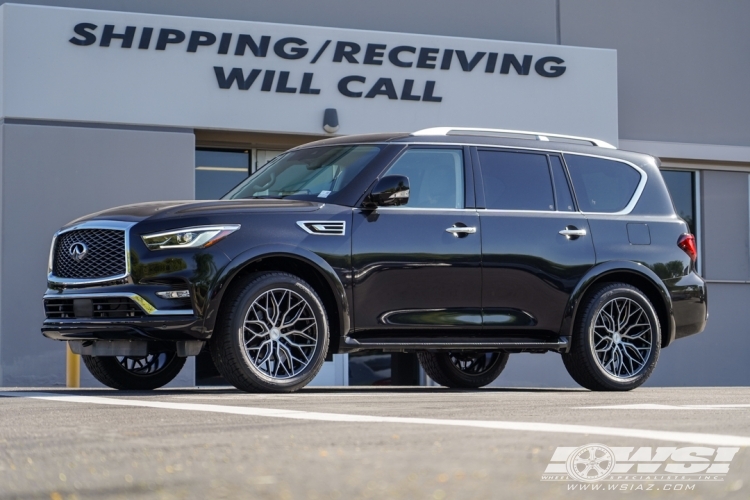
[{"left": 296, "top": 221, "right": 346, "bottom": 236}]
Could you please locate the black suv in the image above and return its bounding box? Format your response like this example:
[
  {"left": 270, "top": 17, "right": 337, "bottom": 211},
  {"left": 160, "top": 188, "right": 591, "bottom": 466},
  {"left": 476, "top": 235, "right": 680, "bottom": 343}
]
[{"left": 42, "top": 128, "right": 707, "bottom": 392}]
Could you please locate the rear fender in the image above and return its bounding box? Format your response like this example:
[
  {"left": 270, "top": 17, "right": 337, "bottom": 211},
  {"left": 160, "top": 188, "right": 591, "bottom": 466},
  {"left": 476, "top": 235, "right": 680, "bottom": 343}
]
[{"left": 561, "top": 261, "right": 675, "bottom": 348}]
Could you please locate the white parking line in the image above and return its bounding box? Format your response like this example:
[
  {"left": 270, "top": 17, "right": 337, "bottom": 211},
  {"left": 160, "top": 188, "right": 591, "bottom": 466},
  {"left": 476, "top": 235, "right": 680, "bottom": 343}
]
[
  {"left": 576, "top": 403, "right": 750, "bottom": 410},
  {"left": 3, "top": 391, "right": 750, "bottom": 447}
]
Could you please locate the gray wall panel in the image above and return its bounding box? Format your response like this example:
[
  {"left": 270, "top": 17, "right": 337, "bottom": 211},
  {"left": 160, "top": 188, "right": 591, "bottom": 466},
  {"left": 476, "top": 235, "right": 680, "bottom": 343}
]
[
  {"left": 560, "top": 0, "right": 750, "bottom": 147},
  {"left": 0, "top": 125, "right": 3, "bottom": 384},
  {"left": 0, "top": 122, "right": 195, "bottom": 386},
  {"left": 701, "top": 170, "right": 749, "bottom": 281},
  {"left": 646, "top": 283, "right": 750, "bottom": 386},
  {"left": 0, "top": 0, "right": 559, "bottom": 44}
]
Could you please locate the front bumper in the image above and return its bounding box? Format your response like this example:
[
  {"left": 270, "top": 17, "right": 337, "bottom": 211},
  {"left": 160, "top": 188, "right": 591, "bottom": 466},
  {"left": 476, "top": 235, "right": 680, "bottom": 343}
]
[
  {"left": 42, "top": 315, "right": 205, "bottom": 341},
  {"left": 42, "top": 286, "right": 207, "bottom": 342}
]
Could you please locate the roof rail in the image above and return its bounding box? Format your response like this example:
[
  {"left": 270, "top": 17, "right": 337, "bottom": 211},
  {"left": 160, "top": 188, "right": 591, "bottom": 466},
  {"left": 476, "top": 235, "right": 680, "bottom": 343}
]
[{"left": 411, "top": 127, "right": 616, "bottom": 149}]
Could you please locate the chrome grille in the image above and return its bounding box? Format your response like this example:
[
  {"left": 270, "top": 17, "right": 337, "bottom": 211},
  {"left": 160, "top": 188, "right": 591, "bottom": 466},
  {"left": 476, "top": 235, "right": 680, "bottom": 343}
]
[{"left": 53, "top": 229, "right": 126, "bottom": 279}]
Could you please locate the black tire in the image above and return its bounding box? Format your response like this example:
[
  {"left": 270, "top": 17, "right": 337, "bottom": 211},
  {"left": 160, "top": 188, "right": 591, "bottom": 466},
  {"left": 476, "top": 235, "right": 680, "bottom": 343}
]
[
  {"left": 417, "top": 351, "right": 509, "bottom": 388},
  {"left": 209, "top": 272, "right": 329, "bottom": 393},
  {"left": 82, "top": 353, "right": 186, "bottom": 390},
  {"left": 562, "top": 282, "right": 661, "bottom": 391}
]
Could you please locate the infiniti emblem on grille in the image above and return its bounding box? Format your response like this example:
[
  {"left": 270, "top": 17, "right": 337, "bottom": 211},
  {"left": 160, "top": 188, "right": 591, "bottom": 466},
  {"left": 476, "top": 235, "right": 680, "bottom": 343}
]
[{"left": 69, "top": 242, "right": 88, "bottom": 261}]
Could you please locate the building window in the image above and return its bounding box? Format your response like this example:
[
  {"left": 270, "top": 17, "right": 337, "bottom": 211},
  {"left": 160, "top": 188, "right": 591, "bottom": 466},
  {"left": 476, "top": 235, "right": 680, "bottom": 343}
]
[
  {"left": 661, "top": 170, "right": 697, "bottom": 236},
  {"left": 195, "top": 149, "right": 250, "bottom": 200}
]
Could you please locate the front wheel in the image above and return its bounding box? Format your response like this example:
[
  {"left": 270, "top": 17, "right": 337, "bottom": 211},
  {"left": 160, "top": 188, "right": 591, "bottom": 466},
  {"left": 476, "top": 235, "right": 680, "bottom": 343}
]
[
  {"left": 417, "top": 351, "right": 509, "bottom": 388},
  {"left": 82, "top": 353, "right": 186, "bottom": 390},
  {"left": 210, "top": 272, "right": 330, "bottom": 393},
  {"left": 562, "top": 282, "right": 661, "bottom": 391}
]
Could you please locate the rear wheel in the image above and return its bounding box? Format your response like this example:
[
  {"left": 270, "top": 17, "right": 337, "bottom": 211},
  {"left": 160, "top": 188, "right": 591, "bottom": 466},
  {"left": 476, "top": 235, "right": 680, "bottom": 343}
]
[
  {"left": 417, "top": 351, "right": 509, "bottom": 388},
  {"left": 82, "top": 353, "right": 186, "bottom": 390},
  {"left": 210, "top": 272, "right": 329, "bottom": 393},
  {"left": 562, "top": 282, "right": 661, "bottom": 391}
]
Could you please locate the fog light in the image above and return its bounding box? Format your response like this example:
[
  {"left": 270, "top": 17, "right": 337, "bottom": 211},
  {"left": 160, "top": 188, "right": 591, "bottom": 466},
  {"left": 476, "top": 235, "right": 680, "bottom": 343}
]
[{"left": 156, "top": 290, "right": 191, "bottom": 299}]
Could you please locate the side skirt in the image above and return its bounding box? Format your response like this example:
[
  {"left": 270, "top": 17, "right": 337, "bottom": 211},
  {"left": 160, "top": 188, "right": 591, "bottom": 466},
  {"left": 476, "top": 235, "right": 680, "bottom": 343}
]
[{"left": 341, "top": 336, "right": 569, "bottom": 354}]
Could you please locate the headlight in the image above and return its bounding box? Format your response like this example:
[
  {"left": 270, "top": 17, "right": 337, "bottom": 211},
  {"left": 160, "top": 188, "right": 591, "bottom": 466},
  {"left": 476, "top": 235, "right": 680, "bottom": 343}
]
[{"left": 141, "top": 225, "right": 240, "bottom": 250}]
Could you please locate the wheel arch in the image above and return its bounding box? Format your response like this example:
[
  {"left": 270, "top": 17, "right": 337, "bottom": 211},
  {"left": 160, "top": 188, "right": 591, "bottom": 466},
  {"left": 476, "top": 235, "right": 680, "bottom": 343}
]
[
  {"left": 562, "top": 261, "right": 675, "bottom": 348},
  {"left": 203, "top": 245, "right": 350, "bottom": 354}
]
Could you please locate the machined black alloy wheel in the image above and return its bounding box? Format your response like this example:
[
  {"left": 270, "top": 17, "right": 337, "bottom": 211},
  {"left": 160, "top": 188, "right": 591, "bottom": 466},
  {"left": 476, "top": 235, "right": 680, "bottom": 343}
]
[
  {"left": 563, "top": 282, "right": 661, "bottom": 391},
  {"left": 210, "top": 272, "right": 329, "bottom": 393},
  {"left": 82, "top": 352, "right": 186, "bottom": 390},
  {"left": 418, "top": 350, "right": 510, "bottom": 388}
]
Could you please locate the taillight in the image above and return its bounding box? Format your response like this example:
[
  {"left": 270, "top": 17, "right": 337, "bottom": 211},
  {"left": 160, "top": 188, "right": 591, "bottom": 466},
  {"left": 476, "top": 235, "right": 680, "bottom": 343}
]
[{"left": 677, "top": 233, "right": 697, "bottom": 262}]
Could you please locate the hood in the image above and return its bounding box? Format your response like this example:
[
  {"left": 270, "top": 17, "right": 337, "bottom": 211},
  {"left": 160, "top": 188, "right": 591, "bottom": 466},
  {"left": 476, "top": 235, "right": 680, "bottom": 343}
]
[{"left": 63, "top": 199, "right": 324, "bottom": 227}]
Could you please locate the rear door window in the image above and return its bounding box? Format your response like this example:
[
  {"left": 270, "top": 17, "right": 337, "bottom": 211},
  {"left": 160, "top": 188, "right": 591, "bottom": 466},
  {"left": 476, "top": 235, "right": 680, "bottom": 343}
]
[
  {"left": 477, "top": 150, "right": 554, "bottom": 211},
  {"left": 564, "top": 154, "right": 642, "bottom": 213}
]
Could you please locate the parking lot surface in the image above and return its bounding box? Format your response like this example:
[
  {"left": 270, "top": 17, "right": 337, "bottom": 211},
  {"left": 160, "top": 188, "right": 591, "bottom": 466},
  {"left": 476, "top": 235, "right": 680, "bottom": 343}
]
[{"left": 1, "top": 387, "right": 749, "bottom": 499}]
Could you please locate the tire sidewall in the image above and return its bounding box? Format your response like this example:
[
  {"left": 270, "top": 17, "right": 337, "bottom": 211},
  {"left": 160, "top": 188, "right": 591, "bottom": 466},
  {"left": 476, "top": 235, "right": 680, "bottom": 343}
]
[
  {"left": 82, "top": 353, "right": 186, "bottom": 390},
  {"left": 437, "top": 351, "right": 509, "bottom": 387},
  {"left": 582, "top": 286, "right": 661, "bottom": 389},
  {"left": 229, "top": 274, "right": 329, "bottom": 391}
]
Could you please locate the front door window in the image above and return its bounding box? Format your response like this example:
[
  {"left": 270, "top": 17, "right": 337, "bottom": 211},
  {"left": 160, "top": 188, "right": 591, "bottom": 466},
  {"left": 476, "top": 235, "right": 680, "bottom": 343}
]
[{"left": 383, "top": 149, "right": 464, "bottom": 209}]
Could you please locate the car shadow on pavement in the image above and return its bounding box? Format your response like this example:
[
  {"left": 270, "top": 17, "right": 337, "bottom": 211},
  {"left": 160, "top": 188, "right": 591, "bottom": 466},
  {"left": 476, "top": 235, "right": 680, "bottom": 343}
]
[{"left": 3, "top": 386, "right": 586, "bottom": 397}]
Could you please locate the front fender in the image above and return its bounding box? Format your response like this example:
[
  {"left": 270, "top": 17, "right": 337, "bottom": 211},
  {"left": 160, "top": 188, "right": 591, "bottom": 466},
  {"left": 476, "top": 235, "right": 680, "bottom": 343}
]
[
  {"left": 200, "top": 244, "right": 350, "bottom": 340},
  {"left": 560, "top": 261, "right": 675, "bottom": 348}
]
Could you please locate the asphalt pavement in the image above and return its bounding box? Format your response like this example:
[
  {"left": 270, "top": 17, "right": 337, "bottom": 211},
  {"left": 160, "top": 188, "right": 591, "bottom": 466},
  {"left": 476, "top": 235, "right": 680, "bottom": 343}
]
[{"left": 1, "top": 386, "right": 749, "bottom": 499}]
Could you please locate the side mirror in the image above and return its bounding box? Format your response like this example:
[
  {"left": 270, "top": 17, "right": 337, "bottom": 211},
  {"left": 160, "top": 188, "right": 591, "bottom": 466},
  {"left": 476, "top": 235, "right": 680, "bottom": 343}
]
[{"left": 367, "top": 175, "right": 410, "bottom": 207}]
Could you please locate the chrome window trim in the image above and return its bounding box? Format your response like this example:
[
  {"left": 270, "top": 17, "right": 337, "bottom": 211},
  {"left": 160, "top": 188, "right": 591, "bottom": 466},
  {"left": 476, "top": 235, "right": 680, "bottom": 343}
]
[
  {"left": 371, "top": 207, "right": 479, "bottom": 213},
  {"left": 466, "top": 146, "right": 647, "bottom": 215},
  {"left": 562, "top": 152, "right": 648, "bottom": 216},
  {"left": 43, "top": 292, "right": 193, "bottom": 316},
  {"left": 478, "top": 209, "right": 583, "bottom": 215},
  {"left": 286, "top": 143, "right": 651, "bottom": 216},
  {"left": 48, "top": 220, "right": 137, "bottom": 286}
]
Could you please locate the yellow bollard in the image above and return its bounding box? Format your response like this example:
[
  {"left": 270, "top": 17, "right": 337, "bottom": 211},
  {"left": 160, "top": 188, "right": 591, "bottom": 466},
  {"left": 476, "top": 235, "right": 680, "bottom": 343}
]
[{"left": 66, "top": 343, "right": 80, "bottom": 388}]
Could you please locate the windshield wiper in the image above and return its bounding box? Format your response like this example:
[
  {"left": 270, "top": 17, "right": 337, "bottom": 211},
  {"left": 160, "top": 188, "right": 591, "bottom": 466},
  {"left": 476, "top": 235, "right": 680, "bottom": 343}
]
[{"left": 250, "top": 195, "right": 285, "bottom": 199}]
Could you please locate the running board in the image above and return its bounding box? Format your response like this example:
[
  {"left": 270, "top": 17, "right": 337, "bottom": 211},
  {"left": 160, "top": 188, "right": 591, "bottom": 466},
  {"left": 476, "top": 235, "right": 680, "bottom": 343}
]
[{"left": 342, "top": 336, "right": 569, "bottom": 353}]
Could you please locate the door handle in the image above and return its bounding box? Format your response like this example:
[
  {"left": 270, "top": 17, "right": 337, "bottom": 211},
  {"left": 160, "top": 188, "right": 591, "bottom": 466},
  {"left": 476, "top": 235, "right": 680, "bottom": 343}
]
[
  {"left": 446, "top": 226, "right": 477, "bottom": 237},
  {"left": 559, "top": 227, "right": 587, "bottom": 239}
]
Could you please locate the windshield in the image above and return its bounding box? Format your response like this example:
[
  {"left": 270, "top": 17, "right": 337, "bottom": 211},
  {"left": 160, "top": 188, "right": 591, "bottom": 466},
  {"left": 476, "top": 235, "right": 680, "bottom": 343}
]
[{"left": 223, "top": 145, "right": 383, "bottom": 201}]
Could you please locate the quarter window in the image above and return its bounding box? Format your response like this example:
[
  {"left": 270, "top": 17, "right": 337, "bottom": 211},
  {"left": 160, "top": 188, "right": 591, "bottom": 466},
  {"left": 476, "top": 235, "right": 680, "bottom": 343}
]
[
  {"left": 384, "top": 149, "right": 464, "bottom": 209},
  {"left": 478, "top": 151, "right": 554, "bottom": 211},
  {"left": 564, "top": 154, "right": 642, "bottom": 213}
]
